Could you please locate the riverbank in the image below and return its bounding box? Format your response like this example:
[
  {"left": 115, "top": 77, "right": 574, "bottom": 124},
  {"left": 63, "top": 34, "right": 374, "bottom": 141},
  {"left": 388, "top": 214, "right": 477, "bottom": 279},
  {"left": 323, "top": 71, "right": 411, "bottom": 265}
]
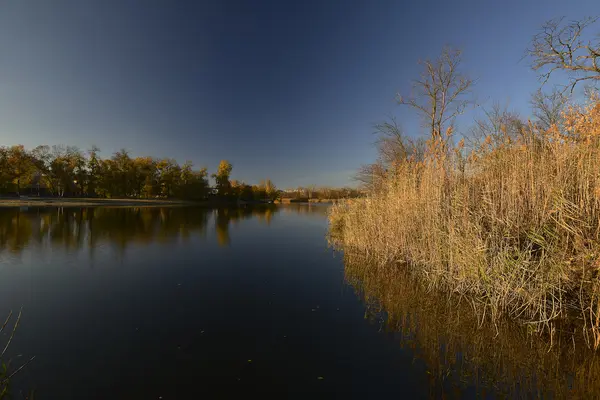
[
  {"left": 328, "top": 101, "right": 600, "bottom": 350},
  {"left": 276, "top": 198, "right": 339, "bottom": 204},
  {"left": 0, "top": 197, "right": 283, "bottom": 208},
  {"left": 0, "top": 197, "right": 195, "bottom": 208}
]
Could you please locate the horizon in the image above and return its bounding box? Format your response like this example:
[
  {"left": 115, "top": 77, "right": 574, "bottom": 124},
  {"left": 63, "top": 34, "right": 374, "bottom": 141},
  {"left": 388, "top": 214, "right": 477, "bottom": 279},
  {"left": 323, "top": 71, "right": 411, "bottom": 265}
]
[{"left": 0, "top": 0, "right": 596, "bottom": 188}]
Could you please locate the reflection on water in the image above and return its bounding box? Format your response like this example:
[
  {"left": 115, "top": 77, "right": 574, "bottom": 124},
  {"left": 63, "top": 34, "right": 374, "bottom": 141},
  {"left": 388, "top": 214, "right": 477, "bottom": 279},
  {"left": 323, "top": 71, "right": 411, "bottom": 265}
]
[
  {"left": 343, "top": 251, "right": 600, "bottom": 398},
  {"left": 4, "top": 203, "right": 592, "bottom": 398},
  {"left": 0, "top": 206, "right": 290, "bottom": 255},
  {"left": 214, "top": 206, "right": 277, "bottom": 246},
  {"left": 0, "top": 204, "right": 329, "bottom": 255}
]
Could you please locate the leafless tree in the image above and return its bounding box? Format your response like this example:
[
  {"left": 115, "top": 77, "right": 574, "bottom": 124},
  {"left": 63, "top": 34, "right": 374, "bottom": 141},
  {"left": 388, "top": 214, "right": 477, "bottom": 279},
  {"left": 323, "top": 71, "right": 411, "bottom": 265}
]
[
  {"left": 530, "top": 88, "right": 569, "bottom": 130},
  {"left": 528, "top": 16, "right": 600, "bottom": 93},
  {"left": 354, "top": 162, "right": 386, "bottom": 192},
  {"left": 375, "top": 120, "right": 427, "bottom": 164},
  {"left": 397, "top": 47, "right": 474, "bottom": 142},
  {"left": 470, "top": 103, "right": 525, "bottom": 146},
  {"left": 374, "top": 118, "right": 409, "bottom": 166}
]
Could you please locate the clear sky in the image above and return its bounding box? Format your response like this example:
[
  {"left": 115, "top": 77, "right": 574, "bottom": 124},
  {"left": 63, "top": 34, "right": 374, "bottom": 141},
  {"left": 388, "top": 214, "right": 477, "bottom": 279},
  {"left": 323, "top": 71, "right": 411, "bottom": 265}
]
[{"left": 0, "top": 0, "right": 596, "bottom": 187}]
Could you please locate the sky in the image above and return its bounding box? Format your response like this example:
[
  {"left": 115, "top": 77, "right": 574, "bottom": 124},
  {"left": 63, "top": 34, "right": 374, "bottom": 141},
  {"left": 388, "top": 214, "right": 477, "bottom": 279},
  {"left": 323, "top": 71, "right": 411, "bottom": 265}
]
[{"left": 0, "top": 0, "right": 597, "bottom": 188}]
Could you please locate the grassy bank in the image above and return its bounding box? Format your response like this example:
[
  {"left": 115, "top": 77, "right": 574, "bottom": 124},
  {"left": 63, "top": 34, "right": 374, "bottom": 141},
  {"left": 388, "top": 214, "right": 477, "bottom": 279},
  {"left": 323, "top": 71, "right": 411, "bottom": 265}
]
[{"left": 329, "top": 101, "right": 600, "bottom": 348}]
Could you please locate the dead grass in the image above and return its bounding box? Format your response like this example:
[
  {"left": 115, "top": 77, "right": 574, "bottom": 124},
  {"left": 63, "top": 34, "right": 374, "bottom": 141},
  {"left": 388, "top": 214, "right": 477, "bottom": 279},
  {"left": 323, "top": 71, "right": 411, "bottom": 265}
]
[{"left": 329, "top": 100, "right": 600, "bottom": 349}]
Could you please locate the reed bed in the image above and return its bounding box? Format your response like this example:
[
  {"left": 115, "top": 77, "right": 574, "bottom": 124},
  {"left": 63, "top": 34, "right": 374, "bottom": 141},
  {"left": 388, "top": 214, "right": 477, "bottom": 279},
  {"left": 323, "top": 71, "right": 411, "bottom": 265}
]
[{"left": 329, "top": 100, "right": 600, "bottom": 348}]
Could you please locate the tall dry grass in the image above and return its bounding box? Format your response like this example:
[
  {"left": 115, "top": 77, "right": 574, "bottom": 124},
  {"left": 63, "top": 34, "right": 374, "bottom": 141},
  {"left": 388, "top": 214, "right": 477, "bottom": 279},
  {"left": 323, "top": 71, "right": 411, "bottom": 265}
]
[{"left": 329, "top": 100, "right": 600, "bottom": 348}]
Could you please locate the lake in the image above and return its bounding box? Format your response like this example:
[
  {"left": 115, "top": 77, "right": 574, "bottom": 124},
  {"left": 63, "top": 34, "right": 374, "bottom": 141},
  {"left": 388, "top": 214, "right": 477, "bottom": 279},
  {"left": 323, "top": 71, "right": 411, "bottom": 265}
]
[{"left": 0, "top": 205, "right": 598, "bottom": 399}]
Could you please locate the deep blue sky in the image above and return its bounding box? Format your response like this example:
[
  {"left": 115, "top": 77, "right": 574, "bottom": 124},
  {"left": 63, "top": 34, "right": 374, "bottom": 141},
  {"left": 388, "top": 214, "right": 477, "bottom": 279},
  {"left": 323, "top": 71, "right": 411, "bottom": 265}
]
[{"left": 0, "top": 0, "right": 596, "bottom": 187}]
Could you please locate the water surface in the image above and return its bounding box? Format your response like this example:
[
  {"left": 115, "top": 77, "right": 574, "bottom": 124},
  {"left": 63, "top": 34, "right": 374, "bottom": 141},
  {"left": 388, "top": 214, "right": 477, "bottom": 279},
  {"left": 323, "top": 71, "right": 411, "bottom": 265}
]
[
  {"left": 1, "top": 205, "right": 597, "bottom": 399},
  {"left": 0, "top": 205, "right": 427, "bottom": 398}
]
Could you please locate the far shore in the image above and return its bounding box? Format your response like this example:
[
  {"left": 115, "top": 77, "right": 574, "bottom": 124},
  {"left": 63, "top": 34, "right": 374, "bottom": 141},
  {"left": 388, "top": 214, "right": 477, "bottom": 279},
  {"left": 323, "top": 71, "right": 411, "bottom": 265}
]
[
  {"left": 0, "top": 196, "right": 341, "bottom": 208},
  {"left": 0, "top": 197, "right": 197, "bottom": 208},
  {"left": 276, "top": 198, "right": 338, "bottom": 204}
]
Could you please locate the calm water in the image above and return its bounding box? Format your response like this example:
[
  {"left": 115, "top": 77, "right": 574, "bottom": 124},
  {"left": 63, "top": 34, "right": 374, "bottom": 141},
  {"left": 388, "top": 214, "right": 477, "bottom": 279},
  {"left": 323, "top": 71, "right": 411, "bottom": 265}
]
[{"left": 1, "top": 205, "right": 597, "bottom": 399}]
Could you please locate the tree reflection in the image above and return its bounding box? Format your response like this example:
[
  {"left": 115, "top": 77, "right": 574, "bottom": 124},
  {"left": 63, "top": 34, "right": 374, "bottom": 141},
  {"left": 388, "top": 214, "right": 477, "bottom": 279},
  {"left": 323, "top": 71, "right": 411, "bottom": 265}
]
[
  {"left": 0, "top": 205, "right": 295, "bottom": 253},
  {"left": 0, "top": 207, "right": 213, "bottom": 255},
  {"left": 342, "top": 251, "right": 600, "bottom": 398},
  {"left": 213, "top": 205, "right": 278, "bottom": 247}
]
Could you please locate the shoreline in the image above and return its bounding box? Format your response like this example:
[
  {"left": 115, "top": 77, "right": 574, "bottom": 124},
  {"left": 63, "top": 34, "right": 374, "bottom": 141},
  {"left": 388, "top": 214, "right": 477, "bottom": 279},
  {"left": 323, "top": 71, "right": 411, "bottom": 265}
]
[
  {"left": 0, "top": 197, "right": 195, "bottom": 208},
  {"left": 0, "top": 197, "right": 285, "bottom": 208}
]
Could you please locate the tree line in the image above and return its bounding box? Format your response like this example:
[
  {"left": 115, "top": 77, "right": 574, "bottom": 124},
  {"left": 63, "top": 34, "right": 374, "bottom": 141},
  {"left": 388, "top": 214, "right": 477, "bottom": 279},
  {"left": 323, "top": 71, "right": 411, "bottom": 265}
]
[
  {"left": 280, "top": 186, "right": 362, "bottom": 200},
  {"left": 0, "top": 145, "right": 280, "bottom": 201}
]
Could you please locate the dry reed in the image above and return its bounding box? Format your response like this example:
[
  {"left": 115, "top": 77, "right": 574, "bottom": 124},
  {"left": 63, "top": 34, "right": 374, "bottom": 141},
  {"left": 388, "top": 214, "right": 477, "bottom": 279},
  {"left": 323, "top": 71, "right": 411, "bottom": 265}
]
[{"left": 329, "top": 100, "right": 600, "bottom": 348}]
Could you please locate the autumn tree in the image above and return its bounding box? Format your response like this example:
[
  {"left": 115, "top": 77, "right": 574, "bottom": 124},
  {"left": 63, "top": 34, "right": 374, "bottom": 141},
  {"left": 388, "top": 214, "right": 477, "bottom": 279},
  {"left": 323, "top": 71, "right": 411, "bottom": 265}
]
[
  {"left": 0, "top": 144, "right": 257, "bottom": 202},
  {"left": 0, "top": 147, "right": 11, "bottom": 193},
  {"left": 86, "top": 146, "right": 102, "bottom": 196},
  {"left": 155, "top": 158, "right": 181, "bottom": 197},
  {"left": 6, "top": 145, "right": 37, "bottom": 194},
  {"left": 212, "top": 160, "right": 233, "bottom": 197},
  {"left": 252, "top": 183, "right": 266, "bottom": 200},
  {"left": 178, "top": 162, "right": 208, "bottom": 200},
  {"left": 134, "top": 157, "right": 156, "bottom": 198},
  {"left": 264, "top": 179, "right": 278, "bottom": 200}
]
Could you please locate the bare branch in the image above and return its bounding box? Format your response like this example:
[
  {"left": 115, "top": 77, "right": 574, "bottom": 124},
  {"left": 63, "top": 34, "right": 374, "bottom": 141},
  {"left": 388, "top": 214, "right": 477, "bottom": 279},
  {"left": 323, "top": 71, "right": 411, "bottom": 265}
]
[
  {"left": 397, "top": 47, "right": 474, "bottom": 141},
  {"left": 528, "top": 16, "right": 600, "bottom": 93},
  {"left": 0, "top": 309, "right": 22, "bottom": 359},
  {"left": 530, "top": 88, "right": 568, "bottom": 130}
]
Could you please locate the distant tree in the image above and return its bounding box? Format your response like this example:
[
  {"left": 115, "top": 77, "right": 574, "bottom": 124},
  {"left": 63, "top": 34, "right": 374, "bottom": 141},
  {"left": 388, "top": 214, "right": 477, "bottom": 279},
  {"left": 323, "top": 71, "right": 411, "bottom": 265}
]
[
  {"left": 6, "top": 145, "right": 37, "bottom": 195},
  {"left": 155, "top": 158, "right": 181, "bottom": 197},
  {"left": 0, "top": 147, "right": 11, "bottom": 193},
  {"left": 252, "top": 183, "right": 266, "bottom": 200},
  {"left": 134, "top": 157, "right": 156, "bottom": 198},
  {"left": 86, "top": 146, "right": 102, "bottom": 196},
  {"left": 212, "top": 160, "right": 233, "bottom": 197},
  {"left": 239, "top": 183, "right": 254, "bottom": 201},
  {"left": 265, "top": 179, "right": 278, "bottom": 200}
]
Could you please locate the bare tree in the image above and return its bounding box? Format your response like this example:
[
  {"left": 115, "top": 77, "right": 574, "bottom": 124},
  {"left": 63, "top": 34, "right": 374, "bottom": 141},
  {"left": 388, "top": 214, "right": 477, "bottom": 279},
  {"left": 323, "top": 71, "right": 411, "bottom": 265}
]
[
  {"left": 470, "top": 103, "right": 525, "bottom": 145},
  {"left": 397, "top": 47, "right": 474, "bottom": 142},
  {"left": 530, "top": 88, "right": 568, "bottom": 130},
  {"left": 374, "top": 118, "right": 409, "bottom": 165},
  {"left": 354, "top": 162, "right": 386, "bottom": 192},
  {"left": 373, "top": 118, "right": 428, "bottom": 164},
  {"left": 528, "top": 16, "right": 600, "bottom": 93}
]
